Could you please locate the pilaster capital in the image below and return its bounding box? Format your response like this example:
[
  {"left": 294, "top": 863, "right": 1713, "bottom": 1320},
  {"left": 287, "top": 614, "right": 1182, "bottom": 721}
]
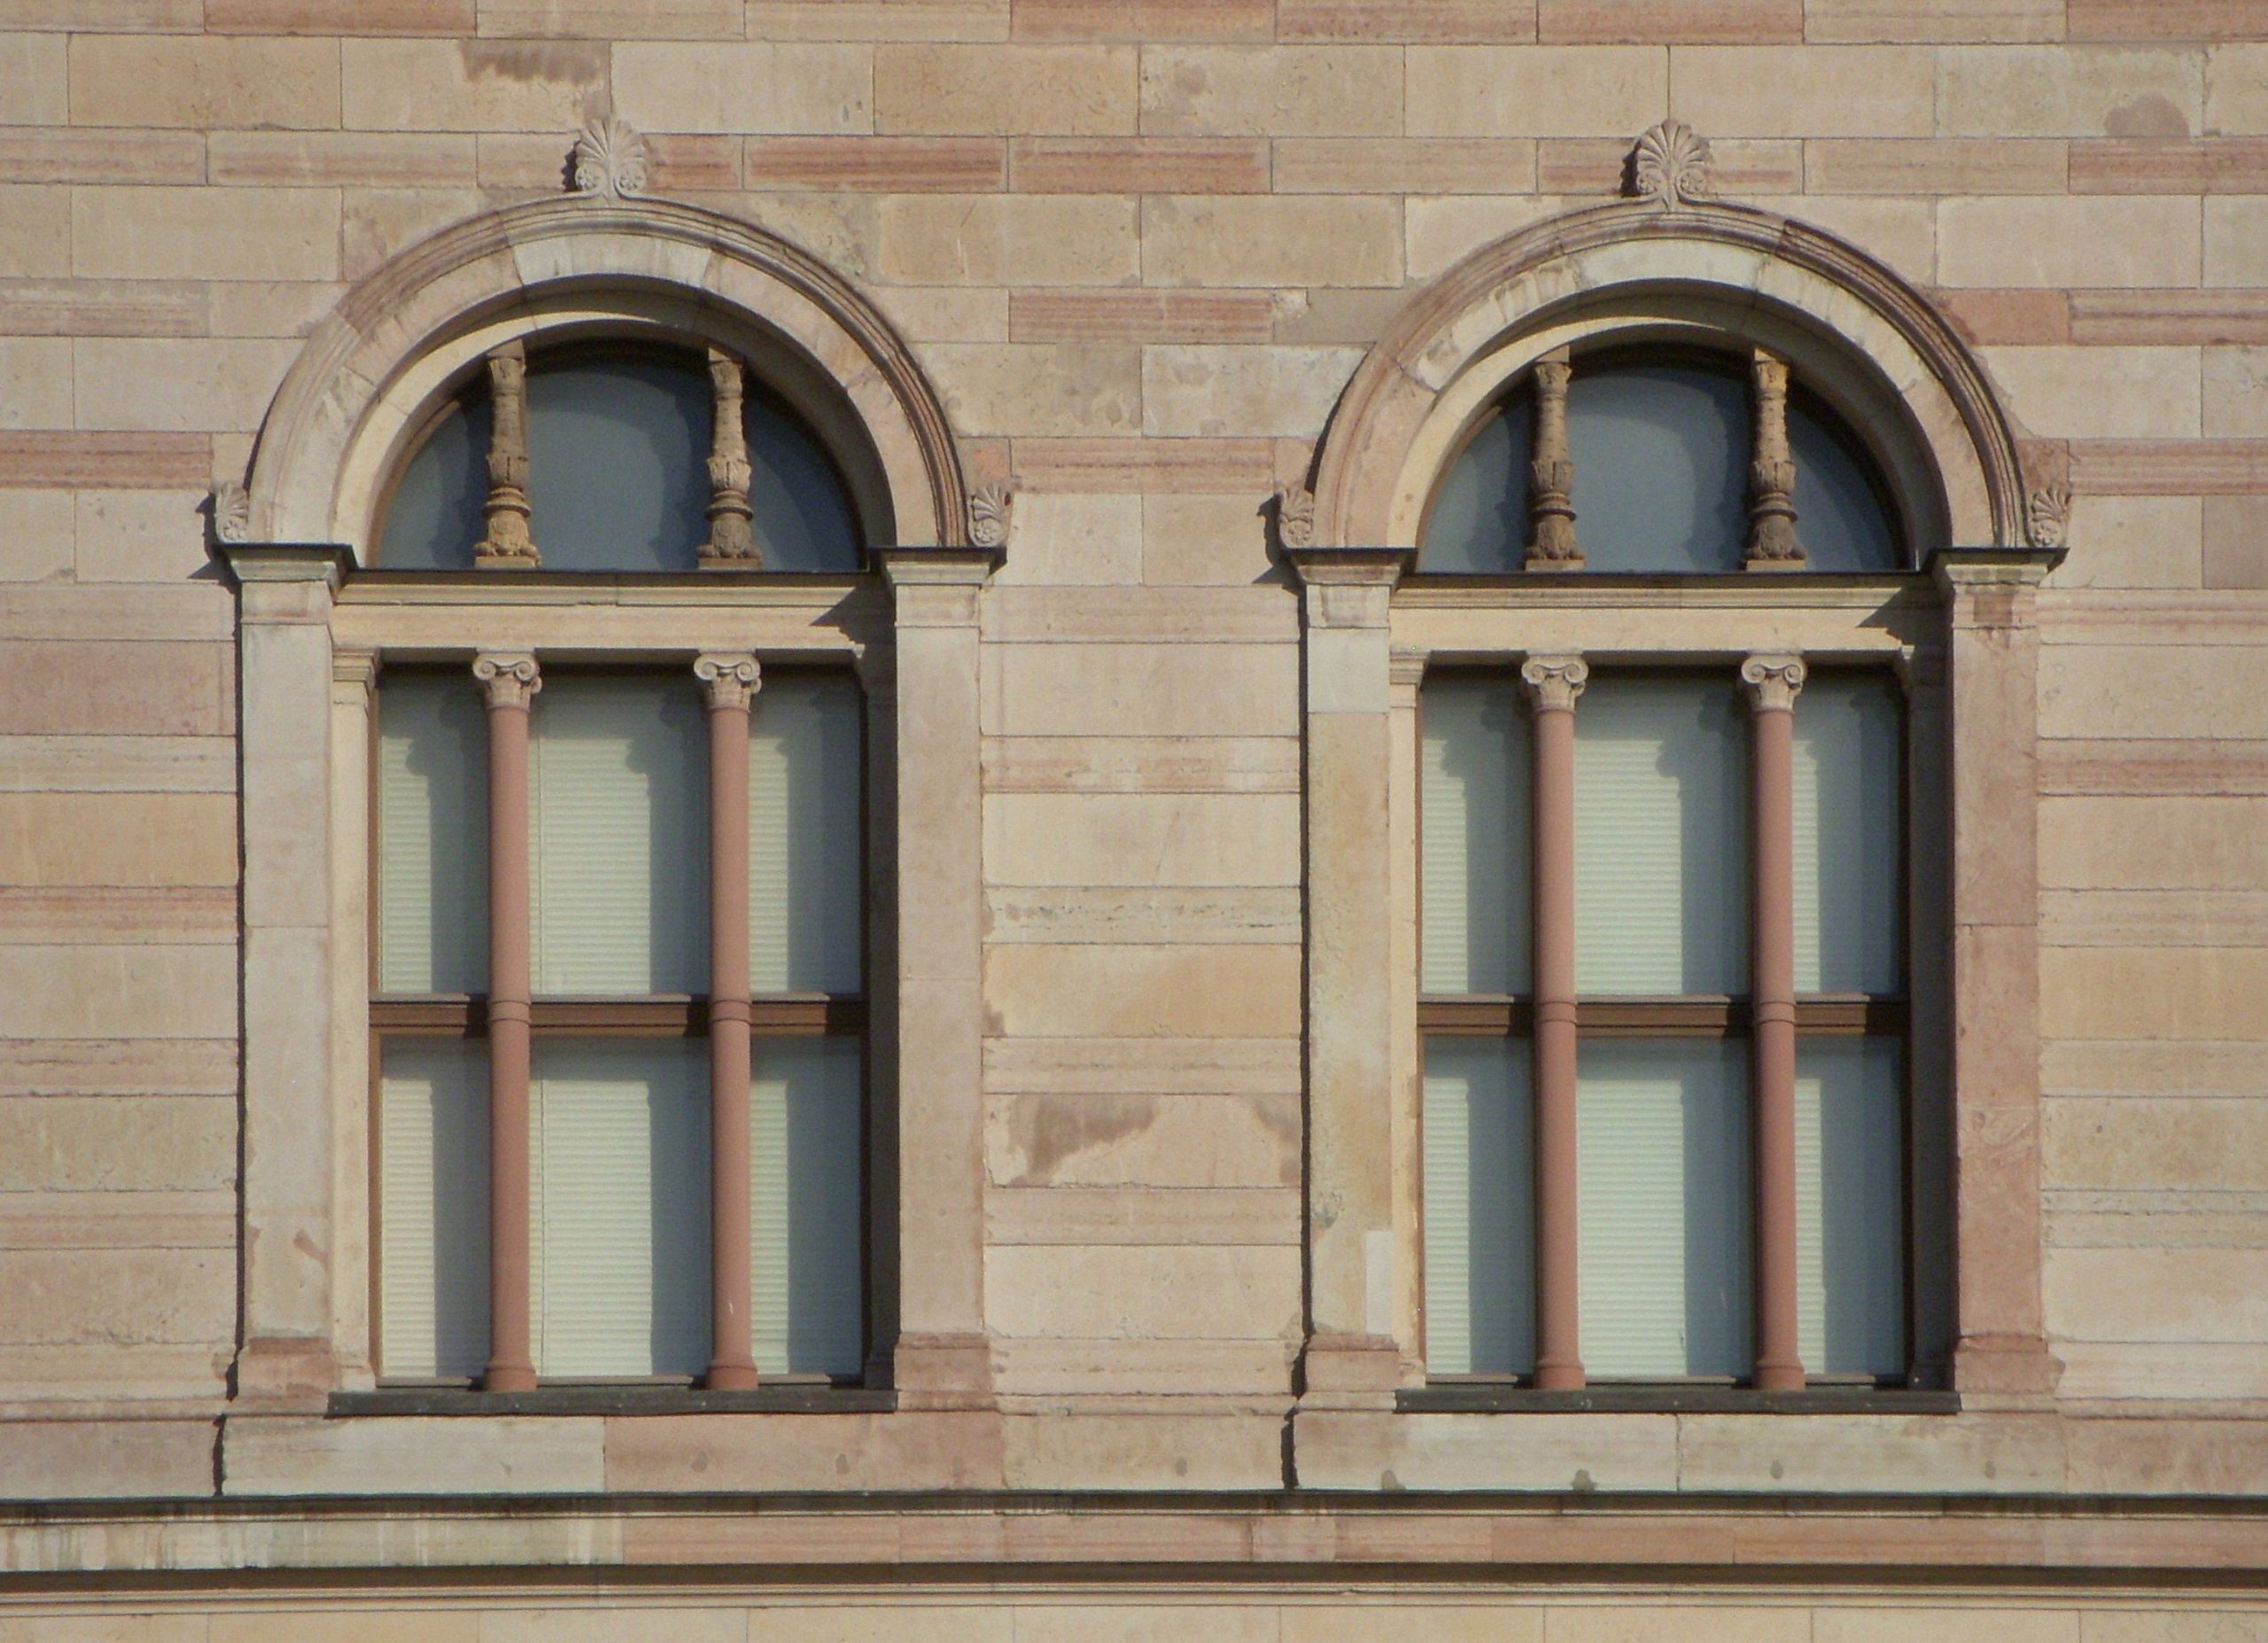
[
  {"left": 1284, "top": 545, "right": 1412, "bottom": 590},
  {"left": 473, "top": 651, "right": 542, "bottom": 710},
  {"left": 331, "top": 647, "right": 381, "bottom": 703},
  {"left": 1388, "top": 646, "right": 1430, "bottom": 690},
  {"left": 1518, "top": 653, "right": 1588, "bottom": 712},
  {"left": 1927, "top": 545, "right": 2064, "bottom": 596},
  {"left": 1740, "top": 652, "right": 1807, "bottom": 712},
  {"left": 694, "top": 652, "right": 762, "bottom": 710}
]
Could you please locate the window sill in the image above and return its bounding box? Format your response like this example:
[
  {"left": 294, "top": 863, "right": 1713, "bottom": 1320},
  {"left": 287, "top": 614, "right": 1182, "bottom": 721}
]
[
  {"left": 332, "top": 1385, "right": 895, "bottom": 1417},
  {"left": 1397, "top": 1385, "right": 1958, "bottom": 1416}
]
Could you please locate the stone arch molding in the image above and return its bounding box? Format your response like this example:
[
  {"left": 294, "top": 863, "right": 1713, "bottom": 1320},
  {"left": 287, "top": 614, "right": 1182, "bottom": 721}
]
[
  {"left": 246, "top": 195, "right": 975, "bottom": 555},
  {"left": 1303, "top": 199, "right": 2032, "bottom": 558}
]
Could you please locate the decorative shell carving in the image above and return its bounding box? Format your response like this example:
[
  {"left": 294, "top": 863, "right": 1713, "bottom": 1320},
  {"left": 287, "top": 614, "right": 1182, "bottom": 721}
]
[
  {"left": 1628, "top": 119, "right": 1713, "bottom": 209},
  {"left": 1276, "top": 484, "right": 1316, "bottom": 550},
  {"left": 210, "top": 479, "right": 250, "bottom": 545},
  {"left": 570, "top": 115, "right": 649, "bottom": 199},
  {"left": 968, "top": 484, "right": 1014, "bottom": 549},
  {"left": 2026, "top": 482, "right": 2072, "bottom": 550}
]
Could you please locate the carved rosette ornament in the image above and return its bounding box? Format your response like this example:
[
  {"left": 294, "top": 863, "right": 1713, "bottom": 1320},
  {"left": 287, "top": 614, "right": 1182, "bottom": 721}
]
[
  {"left": 969, "top": 484, "right": 1014, "bottom": 550},
  {"left": 1275, "top": 483, "right": 1316, "bottom": 551},
  {"left": 2026, "top": 482, "right": 2072, "bottom": 551},
  {"left": 1744, "top": 350, "right": 1806, "bottom": 569},
  {"left": 695, "top": 652, "right": 762, "bottom": 712},
  {"left": 1526, "top": 347, "right": 1581, "bottom": 570},
  {"left": 1739, "top": 654, "right": 1808, "bottom": 714},
  {"left": 571, "top": 115, "right": 649, "bottom": 199},
  {"left": 473, "top": 340, "right": 540, "bottom": 569},
  {"left": 1629, "top": 119, "right": 1713, "bottom": 209},
  {"left": 210, "top": 479, "right": 251, "bottom": 545},
  {"left": 473, "top": 651, "right": 542, "bottom": 711},
  {"left": 1519, "top": 654, "right": 1589, "bottom": 712},
  {"left": 699, "top": 349, "right": 758, "bottom": 566}
]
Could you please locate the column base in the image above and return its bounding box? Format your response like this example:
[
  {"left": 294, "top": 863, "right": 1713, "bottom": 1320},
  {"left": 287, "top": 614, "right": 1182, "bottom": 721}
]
[
  {"left": 484, "top": 1361, "right": 538, "bottom": 1394},
  {"left": 1954, "top": 1332, "right": 2059, "bottom": 1396},
  {"left": 231, "top": 1336, "right": 339, "bottom": 1410},
  {"left": 1533, "top": 1357, "right": 1585, "bottom": 1391},
  {"left": 1752, "top": 1359, "right": 1806, "bottom": 1393},
  {"left": 706, "top": 1361, "right": 760, "bottom": 1391},
  {"left": 890, "top": 1332, "right": 994, "bottom": 1409},
  {"left": 1299, "top": 1333, "right": 1404, "bottom": 1409}
]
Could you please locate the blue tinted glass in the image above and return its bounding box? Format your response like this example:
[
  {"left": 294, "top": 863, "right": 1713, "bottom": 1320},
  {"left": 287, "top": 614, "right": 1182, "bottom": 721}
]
[
  {"left": 1567, "top": 359, "right": 1749, "bottom": 573},
  {"left": 1420, "top": 390, "right": 1534, "bottom": 573},
  {"left": 377, "top": 391, "right": 489, "bottom": 570},
  {"left": 746, "top": 381, "right": 863, "bottom": 572},
  {"left": 526, "top": 351, "right": 709, "bottom": 572},
  {"left": 1790, "top": 392, "right": 1899, "bottom": 572}
]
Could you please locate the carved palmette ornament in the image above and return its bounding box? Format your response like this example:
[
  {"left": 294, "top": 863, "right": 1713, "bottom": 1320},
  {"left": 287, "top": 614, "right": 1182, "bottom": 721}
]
[
  {"left": 969, "top": 484, "right": 1014, "bottom": 549},
  {"left": 1629, "top": 119, "right": 1713, "bottom": 209},
  {"left": 2026, "top": 482, "right": 2072, "bottom": 550},
  {"left": 571, "top": 115, "right": 649, "bottom": 199},
  {"left": 1275, "top": 484, "right": 1316, "bottom": 551},
  {"left": 210, "top": 479, "right": 251, "bottom": 545}
]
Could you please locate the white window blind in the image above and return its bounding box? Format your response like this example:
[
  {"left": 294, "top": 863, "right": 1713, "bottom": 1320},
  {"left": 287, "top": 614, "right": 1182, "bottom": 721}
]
[
  {"left": 529, "top": 1039, "right": 710, "bottom": 1380},
  {"left": 1421, "top": 1037, "right": 1534, "bottom": 1375},
  {"left": 1420, "top": 677, "right": 1531, "bottom": 997},
  {"left": 750, "top": 674, "right": 864, "bottom": 995},
  {"left": 530, "top": 676, "right": 709, "bottom": 996},
  {"left": 1573, "top": 675, "right": 1748, "bottom": 996},
  {"left": 1578, "top": 1039, "right": 1751, "bottom": 1379},
  {"left": 1796, "top": 1036, "right": 1906, "bottom": 1376},
  {"left": 376, "top": 672, "right": 488, "bottom": 995},
  {"left": 752, "top": 1037, "right": 866, "bottom": 1376},
  {"left": 377, "top": 1038, "right": 489, "bottom": 1382},
  {"left": 1792, "top": 674, "right": 1902, "bottom": 995}
]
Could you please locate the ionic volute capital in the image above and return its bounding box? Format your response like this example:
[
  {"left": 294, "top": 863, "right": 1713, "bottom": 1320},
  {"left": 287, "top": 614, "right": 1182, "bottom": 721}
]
[
  {"left": 695, "top": 652, "right": 762, "bottom": 711},
  {"left": 1519, "top": 654, "right": 1588, "bottom": 712},
  {"left": 1740, "top": 653, "right": 1807, "bottom": 712},
  {"left": 473, "top": 651, "right": 542, "bottom": 710}
]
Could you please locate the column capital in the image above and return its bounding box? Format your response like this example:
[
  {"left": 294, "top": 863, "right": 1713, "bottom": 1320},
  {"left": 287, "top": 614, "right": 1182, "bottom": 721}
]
[
  {"left": 695, "top": 652, "right": 762, "bottom": 710},
  {"left": 1740, "top": 653, "right": 1806, "bottom": 713},
  {"left": 1388, "top": 646, "right": 1429, "bottom": 691},
  {"left": 473, "top": 651, "right": 541, "bottom": 710},
  {"left": 1518, "top": 653, "right": 1588, "bottom": 712},
  {"left": 331, "top": 646, "right": 381, "bottom": 702}
]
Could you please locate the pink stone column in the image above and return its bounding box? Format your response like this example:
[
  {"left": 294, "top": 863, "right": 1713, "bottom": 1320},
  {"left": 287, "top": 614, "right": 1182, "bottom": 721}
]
[
  {"left": 1742, "top": 654, "right": 1806, "bottom": 1393},
  {"left": 474, "top": 651, "right": 540, "bottom": 1393},
  {"left": 1520, "top": 655, "right": 1588, "bottom": 1391},
  {"left": 696, "top": 654, "right": 761, "bottom": 1390}
]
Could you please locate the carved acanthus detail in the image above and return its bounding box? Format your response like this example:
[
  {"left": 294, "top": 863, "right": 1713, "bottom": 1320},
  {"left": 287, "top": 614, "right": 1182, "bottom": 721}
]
[
  {"left": 1276, "top": 484, "right": 1316, "bottom": 550},
  {"left": 969, "top": 484, "right": 1014, "bottom": 550},
  {"left": 695, "top": 653, "right": 762, "bottom": 712},
  {"left": 2026, "top": 482, "right": 2071, "bottom": 550},
  {"left": 1744, "top": 349, "right": 1805, "bottom": 568},
  {"left": 1629, "top": 119, "right": 1713, "bottom": 209},
  {"left": 571, "top": 115, "right": 649, "bottom": 200},
  {"left": 211, "top": 479, "right": 251, "bottom": 545},
  {"left": 1740, "top": 654, "right": 1808, "bottom": 713},
  {"left": 474, "top": 340, "right": 540, "bottom": 569},
  {"left": 473, "top": 652, "right": 542, "bottom": 711},
  {"left": 699, "top": 349, "right": 758, "bottom": 566},
  {"left": 1526, "top": 347, "right": 1581, "bottom": 570},
  {"left": 1519, "top": 654, "right": 1589, "bottom": 713}
]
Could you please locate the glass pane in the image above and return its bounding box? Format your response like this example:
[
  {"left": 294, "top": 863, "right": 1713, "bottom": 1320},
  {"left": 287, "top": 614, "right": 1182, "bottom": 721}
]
[
  {"left": 1567, "top": 359, "right": 1748, "bottom": 573},
  {"left": 1790, "top": 390, "right": 1899, "bottom": 572},
  {"left": 750, "top": 674, "right": 864, "bottom": 994},
  {"left": 1579, "top": 1038, "right": 1751, "bottom": 1380},
  {"left": 752, "top": 1037, "right": 865, "bottom": 1376},
  {"left": 377, "top": 671, "right": 488, "bottom": 994},
  {"left": 1797, "top": 1037, "right": 1906, "bottom": 1376},
  {"left": 1419, "top": 390, "right": 1533, "bottom": 573},
  {"left": 1793, "top": 674, "right": 1902, "bottom": 995},
  {"left": 531, "top": 675, "right": 710, "bottom": 996},
  {"left": 527, "top": 350, "right": 709, "bottom": 572},
  {"left": 530, "top": 1038, "right": 710, "bottom": 1380},
  {"left": 1574, "top": 674, "right": 1749, "bottom": 996},
  {"left": 1422, "top": 1037, "right": 1534, "bottom": 1376},
  {"left": 377, "top": 390, "right": 488, "bottom": 570},
  {"left": 378, "top": 1038, "right": 489, "bottom": 1381},
  {"left": 747, "top": 381, "right": 864, "bottom": 572},
  {"left": 1420, "top": 676, "right": 1531, "bottom": 996}
]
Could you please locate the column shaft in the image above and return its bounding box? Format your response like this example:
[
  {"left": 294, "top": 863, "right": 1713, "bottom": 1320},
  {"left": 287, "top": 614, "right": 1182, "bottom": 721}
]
[
  {"left": 1744, "top": 655, "right": 1806, "bottom": 1392},
  {"left": 699, "top": 656, "right": 760, "bottom": 1390},
  {"left": 476, "top": 653, "right": 540, "bottom": 1393},
  {"left": 1521, "top": 657, "right": 1585, "bottom": 1390}
]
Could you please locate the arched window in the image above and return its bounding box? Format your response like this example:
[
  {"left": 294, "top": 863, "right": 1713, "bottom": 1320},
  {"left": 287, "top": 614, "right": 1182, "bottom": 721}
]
[
  {"left": 1421, "top": 345, "right": 1903, "bottom": 575},
  {"left": 377, "top": 339, "right": 865, "bottom": 573}
]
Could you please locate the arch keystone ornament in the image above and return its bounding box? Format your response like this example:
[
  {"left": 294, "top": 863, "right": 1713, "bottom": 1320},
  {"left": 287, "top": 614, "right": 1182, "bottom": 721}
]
[
  {"left": 570, "top": 114, "right": 649, "bottom": 200},
  {"left": 1628, "top": 118, "right": 1714, "bottom": 209}
]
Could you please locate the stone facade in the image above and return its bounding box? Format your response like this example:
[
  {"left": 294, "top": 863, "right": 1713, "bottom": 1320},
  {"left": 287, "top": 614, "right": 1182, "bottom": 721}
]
[{"left": 4, "top": 1, "right": 2268, "bottom": 1633}]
